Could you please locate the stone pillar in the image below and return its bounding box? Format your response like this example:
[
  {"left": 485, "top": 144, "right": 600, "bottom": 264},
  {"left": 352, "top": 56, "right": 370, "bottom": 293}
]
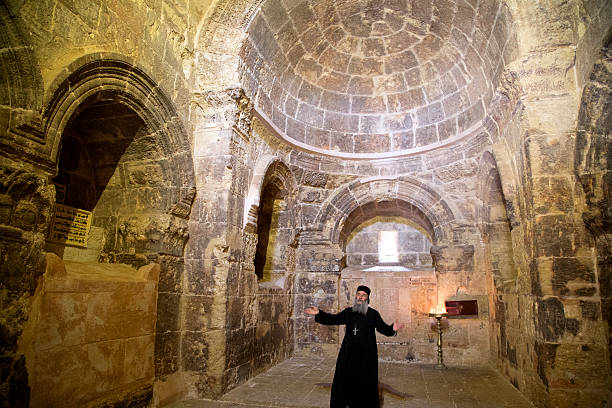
[
  {"left": 180, "top": 88, "right": 252, "bottom": 399},
  {"left": 430, "top": 244, "right": 479, "bottom": 311},
  {"left": 0, "top": 157, "right": 55, "bottom": 406},
  {"left": 430, "top": 244, "right": 491, "bottom": 364},
  {"left": 575, "top": 36, "right": 612, "bottom": 394},
  {"left": 294, "top": 232, "right": 344, "bottom": 357},
  {"left": 502, "top": 2, "right": 612, "bottom": 406}
]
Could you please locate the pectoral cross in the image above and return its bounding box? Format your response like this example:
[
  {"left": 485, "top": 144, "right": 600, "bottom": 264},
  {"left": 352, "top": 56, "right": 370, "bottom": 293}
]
[{"left": 353, "top": 326, "right": 358, "bottom": 336}]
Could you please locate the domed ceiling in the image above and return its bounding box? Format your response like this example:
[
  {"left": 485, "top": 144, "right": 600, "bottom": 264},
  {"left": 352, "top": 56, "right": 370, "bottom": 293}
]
[{"left": 241, "top": 0, "right": 508, "bottom": 156}]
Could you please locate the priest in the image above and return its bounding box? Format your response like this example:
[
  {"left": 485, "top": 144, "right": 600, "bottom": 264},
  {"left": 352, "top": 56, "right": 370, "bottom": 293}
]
[{"left": 305, "top": 285, "right": 401, "bottom": 408}]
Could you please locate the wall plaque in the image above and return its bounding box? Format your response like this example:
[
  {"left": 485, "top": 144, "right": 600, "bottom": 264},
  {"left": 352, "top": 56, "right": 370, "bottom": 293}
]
[
  {"left": 445, "top": 300, "right": 479, "bottom": 317},
  {"left": 47, "top": 204, "right": 92, "bottom": 247}
]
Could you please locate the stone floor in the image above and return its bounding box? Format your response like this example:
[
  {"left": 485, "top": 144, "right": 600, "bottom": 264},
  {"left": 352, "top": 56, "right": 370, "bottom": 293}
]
[{"left": 168, "top": 356, "right": 535, "bottom": 408}]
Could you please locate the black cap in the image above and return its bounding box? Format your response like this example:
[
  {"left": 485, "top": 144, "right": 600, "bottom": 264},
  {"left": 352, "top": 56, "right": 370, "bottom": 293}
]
[{"left": 356, "top": 285, "right": 371, "bottom": 296}]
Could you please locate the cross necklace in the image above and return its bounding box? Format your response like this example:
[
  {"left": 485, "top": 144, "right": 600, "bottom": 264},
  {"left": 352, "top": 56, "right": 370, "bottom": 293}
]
[{"left": 353, "top": 326, "right": 358, "bottom": 335}]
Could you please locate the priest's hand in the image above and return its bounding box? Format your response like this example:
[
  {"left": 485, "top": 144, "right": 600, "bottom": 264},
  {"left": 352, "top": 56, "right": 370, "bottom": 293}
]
[
  {"left": 393, "top": 320, "right": 403, "bottom": 332},
  {"left": 304, "top": 306, "right": 319, "bottom": 315}
]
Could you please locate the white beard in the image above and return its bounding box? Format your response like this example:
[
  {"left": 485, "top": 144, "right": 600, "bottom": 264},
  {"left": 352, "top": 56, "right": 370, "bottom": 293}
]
[{"left": 352, "top": 300, "right": 369, "bottom": 315}]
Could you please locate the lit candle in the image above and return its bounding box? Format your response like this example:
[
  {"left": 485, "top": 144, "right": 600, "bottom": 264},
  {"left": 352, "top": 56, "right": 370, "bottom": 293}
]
[{"left": 429, "top": 306, "right": 446, "bottom": 314}]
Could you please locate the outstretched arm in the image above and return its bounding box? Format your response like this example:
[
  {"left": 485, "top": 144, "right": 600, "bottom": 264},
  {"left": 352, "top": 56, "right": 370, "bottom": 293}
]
[
  {"left": 304, "top": 306, "right": 319, "bottom": 315},
  {"left": 305, "top": 307, "right": 347, "bottom": 325},
  {"left": 375, "top": 311, "right": 402, "bottom": 336}
]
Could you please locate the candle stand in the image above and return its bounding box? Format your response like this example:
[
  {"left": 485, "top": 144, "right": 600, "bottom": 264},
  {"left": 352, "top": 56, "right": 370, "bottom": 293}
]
[{"left": 428, "top": 311, "right": 448, "bottom": 369}]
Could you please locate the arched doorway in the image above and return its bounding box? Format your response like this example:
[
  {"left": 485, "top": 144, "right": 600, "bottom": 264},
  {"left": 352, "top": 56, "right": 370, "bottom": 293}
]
[
  {"left": 23, "top": 57, "right": 195, "bottom": 407},
  {"left": 339, "top": 199, "right": 436, "bottom": 363}
]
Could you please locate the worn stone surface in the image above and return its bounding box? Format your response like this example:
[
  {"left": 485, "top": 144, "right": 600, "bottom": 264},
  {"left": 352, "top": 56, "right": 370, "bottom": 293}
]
[
  {"left": 21, "top": 258, "right": 158, "bottom": 408},
  {"left": 1, "top": 1, "right": 611, "bottom": 408}
]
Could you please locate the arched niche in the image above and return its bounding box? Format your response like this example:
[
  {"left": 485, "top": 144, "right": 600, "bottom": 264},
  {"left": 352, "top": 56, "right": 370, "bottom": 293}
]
[
  {"left": 42, "top": 56, "right": 195, "bottom": 264},
  {"left": 313, "top": 176, "right": 458, "bottom": 246},
  {"left": 340, "top": 200, "right": 434, "bottom": 269},
  {"left": 240, "top": 157, "right": 298, "bottom": 378},
  {"left": 246, "top": 158, "right": 298, "bottom": 286},
  {"left": 330, "top": 197, "right": 440, "bottom": 365},
  {"left": 22, "top": 56, "right": 197, "bottom": 407},
  {"left": 478, "top": 151, "right": 517, "bottom": 289}
]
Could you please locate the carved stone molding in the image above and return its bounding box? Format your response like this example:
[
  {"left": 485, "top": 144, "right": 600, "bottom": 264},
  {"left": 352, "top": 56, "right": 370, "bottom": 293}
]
[
  {"left": 243, "top": 204, "right": 259, "bottom": 233},
  {"left": 242, "top": 231, "right": 258, "bottom": 267},
  {"left": 169, "top": 185, "right": 196, "bottom": 220},
  {"left": 202, "top": 88, "right": 253, "bottom": 140},
  {"left": 230, "top": 88, "right": 253, "bottom": 141},
  {"left": 10, "top": 116, "right": 45, "bottom": 144}
]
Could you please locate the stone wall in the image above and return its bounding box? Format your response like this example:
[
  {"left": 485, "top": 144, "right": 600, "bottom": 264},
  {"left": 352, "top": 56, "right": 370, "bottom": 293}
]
[
  {"left": 1, "top": 0, "right": 198, "bottom": 404},
  {"left": 488, "top": 2, "right": 612, "bottom": 406},
  {"left": 575, "top": 27, "right": 612, "bottom": 391},
  {"left": 0, "top": 1, "right": 610, "bottom": 408},
  {"left": 0, "top": 160, "right": 54, "bottom": 407},
  {"left": 341, "top": 268, "right": 439, "bottom": 363}
]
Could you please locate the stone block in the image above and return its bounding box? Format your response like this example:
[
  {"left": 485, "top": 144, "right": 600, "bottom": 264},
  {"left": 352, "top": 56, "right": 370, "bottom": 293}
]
[
  {"left": 434, "top": 160, "right": 478, "bottom": 183},
  {"left": 156, "top": 292, "right": 181, "bottom": 333},
  {"left": 323, "top": 111, "right": 359, "bottom": 132},
  {"left": 35, "top": 292, "right": 88, "bottom": 351},
  {"left": 124, "top": 335, "right": 155, "bottom": 383},
  {"left": 534, "top": 215, "right": 575, "bottom": 257},
  {"left": 184, "top": 259, "right": 216, "bottom": 296},
  {"left": 155, "top": 331, "right": 180, "bottom": 377},
  {"left": 184, "top": 295, "right": 215, "bottom": 331},
  {"left": 525, "top": 132, "right": 575, "bottom": 175},
  {"left": 430, "top": 245, "right": 474, "bottom": 273},
  {"left": 29, "top": 344, "right": 89, "bottom": 407},
  {"left": 415, "top": 125, "right": 438, "bottom": 147},
  {"left": 535, "top": 297, "right": 579, "bottom": 342},
  {"left": 351, "top": 95, "right": 387, "bottom": 114},
  {"left": 85, "top": 290, "right": 156, "bottom": 342},
  {"left": 155, "top": 259, "right": 179, "bottom": 292},
  {"left": 289, "top": 1, "right": 316, "bottom": 33},
  {"left": 390, "top": 130, "right": 415, "bottom": 150},
  {"left": 330, "top": 132, "right": 354, "bottom": 152},
  {"left": 226, "top": 327, "right": 254, "bottom": 368},
  {"left": 347, "top": 76, "right": 374, "bottom": 95},
  {"left": 385, "top": 50, "right": 418, "bottom": 74},
  {"left": 388, "top": 88, "right": 426, "bottom": 112},
  {"left": 551, "top": 257, "right": 596, "bottom": 296},
  {"left": 181, "top": 331, "right": 210, "bottom": 372}
]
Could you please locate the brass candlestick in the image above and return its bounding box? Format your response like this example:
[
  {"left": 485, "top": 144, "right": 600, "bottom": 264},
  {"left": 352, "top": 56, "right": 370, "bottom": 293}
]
[{"left": 428, "top": 311, "right": 448, "bottom": 369}]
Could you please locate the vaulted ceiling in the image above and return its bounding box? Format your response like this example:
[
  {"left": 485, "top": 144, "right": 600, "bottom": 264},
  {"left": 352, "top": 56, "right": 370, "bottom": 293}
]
[{"left": 240, "top": 0, "right": 512, "bottom": 156}]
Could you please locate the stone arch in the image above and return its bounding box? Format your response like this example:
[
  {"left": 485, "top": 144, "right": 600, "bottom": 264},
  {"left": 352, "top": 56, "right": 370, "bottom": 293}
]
[
  {"left": 245, "top": 157, "right": 298, "bottom": 283},
  {"left": 42, "top": 54, "right": 195, "bottom": 256},
  {"left": 42, "top": 54, "right": 195, "bottom": 220},
  {"left": 477, "top": 150, "right": 517, "bottom": 288},
  {"left": 340, "top": 200, "right": 435, "bottom": 269},
  {"left": 339, "top": 200, "right": 434, "bottom": 252},
  {"left": 44, "top": 56, "right": 190, "bottom": 160},
  {"left": 314, "top": 177, "right": 459, "bottom": 246},
  {"left": 243, "top": 155, "right": 297, "bottom": 232}
]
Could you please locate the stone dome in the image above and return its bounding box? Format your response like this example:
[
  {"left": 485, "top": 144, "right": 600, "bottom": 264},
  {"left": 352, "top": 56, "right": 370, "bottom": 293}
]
[{"left": 241, "top": 0, "right": 507, "bottom": 156}]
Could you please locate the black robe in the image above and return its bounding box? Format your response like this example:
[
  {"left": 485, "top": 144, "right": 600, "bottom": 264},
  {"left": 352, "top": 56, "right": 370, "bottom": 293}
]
[{"left": 315, "top": 307, "right": 396, "bottom": 408}]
